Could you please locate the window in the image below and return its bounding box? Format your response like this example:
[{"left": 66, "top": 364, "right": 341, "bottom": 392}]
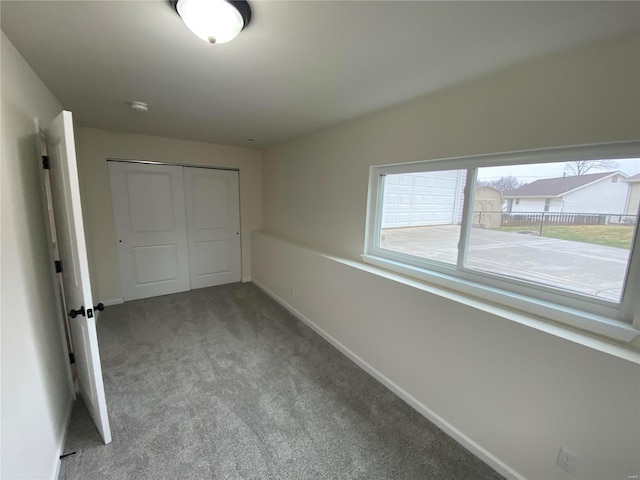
[{"left": 364, "top": 142, "right": 640, "bottom": 340}]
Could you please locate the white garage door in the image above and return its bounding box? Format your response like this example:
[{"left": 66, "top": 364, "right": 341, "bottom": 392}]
[{"left": 381, "top": 170, "right": 465, "bottom": 228}]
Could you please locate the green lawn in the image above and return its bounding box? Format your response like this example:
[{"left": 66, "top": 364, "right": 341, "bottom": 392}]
[{"left": 496, "top": 225, "right": 635, "bottom": 249}]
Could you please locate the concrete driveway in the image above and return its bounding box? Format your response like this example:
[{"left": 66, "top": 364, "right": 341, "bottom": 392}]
[{"left": 381, "top": 225, "right": 630, "bottom": 302}]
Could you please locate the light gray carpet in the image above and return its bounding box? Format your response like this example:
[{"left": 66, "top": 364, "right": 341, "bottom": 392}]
[{"left": 59, "top": 282, "right": 504, "bottom": 480}]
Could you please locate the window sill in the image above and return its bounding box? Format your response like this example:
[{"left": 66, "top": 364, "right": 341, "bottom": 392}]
[{"left": 359, "top": 253, "right": 640, "bottom": 363}]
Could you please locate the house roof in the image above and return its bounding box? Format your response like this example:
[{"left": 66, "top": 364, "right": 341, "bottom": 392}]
[
  {"left": 504, "top": 171, "right": 622, "bottom": 198},
  {"left": 626, "top": 174, "right": 640, "bottom": 182}
]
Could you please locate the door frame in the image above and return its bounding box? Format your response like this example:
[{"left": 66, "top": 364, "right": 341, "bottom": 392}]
[{"left": 36, "top": 121, "right": 76, "bottom": 400}]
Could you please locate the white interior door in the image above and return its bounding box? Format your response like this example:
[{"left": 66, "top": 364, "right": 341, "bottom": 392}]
[
  {"left": 109, "top": 161, "right": 190, "bottom": 301},
  {"left": 184, "top": 168, "right": 241, "bottom": 289},
  {"left": 46, "top": 111, "right": 111, "bottom": 444}
]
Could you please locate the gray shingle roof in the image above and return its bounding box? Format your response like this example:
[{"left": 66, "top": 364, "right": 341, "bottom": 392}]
[{"left": 504, "top": 171, "right": 616, "bottom": 198}]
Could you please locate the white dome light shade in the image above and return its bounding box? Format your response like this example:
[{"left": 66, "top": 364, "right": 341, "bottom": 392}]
[{"left": 175, "top": 0, "right": 249, "bottom": 44}]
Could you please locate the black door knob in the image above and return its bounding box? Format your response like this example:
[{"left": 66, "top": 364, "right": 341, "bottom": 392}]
[
  {"left": 69, "top": 306, "right": 85, "bottom": 318},
  {"left": 94, "top": 303, "right": 105, "bottom": 312}
]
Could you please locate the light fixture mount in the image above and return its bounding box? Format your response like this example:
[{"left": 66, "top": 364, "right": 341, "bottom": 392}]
[{"left": 171, "top": 0, "right": 252, "bottom": 44}]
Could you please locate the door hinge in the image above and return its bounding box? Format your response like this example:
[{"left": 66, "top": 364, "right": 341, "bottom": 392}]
[
  {"left": 42, "top": 155, "right": 50, "bottom": 170},
  {"left": 69, "top": 352, "right": 75, "bottom": 364},
  {"left": 54, "top": 260, "right": 62, "bottom": 273}
]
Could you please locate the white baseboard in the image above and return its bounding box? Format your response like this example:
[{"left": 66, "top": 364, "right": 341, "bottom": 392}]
[
  {"left": 103, "top": 298, "right": 124, "bottom": 307},
  {"left": 252, "top": 279, "right": 525, "bottom": 480},
  {"left": 53, "top": 398, "right": 74, "bottom": 480},
  {"left": 242, "top": 276, "right": 252, "bottom": 283}
]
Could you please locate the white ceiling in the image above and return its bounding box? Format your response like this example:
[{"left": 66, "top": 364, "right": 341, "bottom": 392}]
[{"left": 2, "top": 1, "right": 638, "bottom": 148}]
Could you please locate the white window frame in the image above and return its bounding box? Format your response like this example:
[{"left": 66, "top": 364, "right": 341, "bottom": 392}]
[{"left": 363, "top": 141, "right": 640, "bottom": 343}]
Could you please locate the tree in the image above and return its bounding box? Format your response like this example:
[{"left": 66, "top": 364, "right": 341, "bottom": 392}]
[
  {"left": 564, "top": 159, "right": 619, "bottom": 176},
  {"left": 477, "top": 176, "right": 521, "bottom": 193}
]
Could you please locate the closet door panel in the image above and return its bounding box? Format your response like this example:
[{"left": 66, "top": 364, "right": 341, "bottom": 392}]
[
  {"left": 109, "top": 162, "right": 190, "bottom": 300},
  {"left": 185, "top": 168, "right": 241, "bottom": 289}
]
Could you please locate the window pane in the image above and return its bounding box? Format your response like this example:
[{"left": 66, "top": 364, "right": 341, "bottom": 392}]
[
  {"left": 467, "top": 159, "right": 639, "bottom": 302},
  {"left": 379, "top": 170, "right": 466, "bottom": 265}
]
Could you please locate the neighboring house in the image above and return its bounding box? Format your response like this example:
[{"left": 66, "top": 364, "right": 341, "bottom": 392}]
[
  {"left": 625, "top": 174, "right": 640, "bottom": 215},
  {"left": 382, "top": 171, "right": 466, "bottom": 228},
  {"left": 504, "top": 171, "right": 630, "bottom": 214},
  {"left": 473, "top": 186, "right": 503, "bottom": 228}
]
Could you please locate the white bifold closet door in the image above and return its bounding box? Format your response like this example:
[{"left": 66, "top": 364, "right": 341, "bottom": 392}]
[
  {"left": 109, "top": 162, "right": 241, "bottom": 301},
  {"left": 109, "top": 162, "right": 191, "bottom": 300},
  {"left": 184, "top": 168, "right": 241, "bottom": 289}
]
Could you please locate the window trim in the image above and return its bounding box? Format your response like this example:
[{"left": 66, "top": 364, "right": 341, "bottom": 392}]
[{"left": 363, "top": 141, "right": 640, "bottom": 343}]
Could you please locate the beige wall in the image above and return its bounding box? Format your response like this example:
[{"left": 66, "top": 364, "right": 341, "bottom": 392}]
[
  {"left": 1, "top": 32, "right": 74, "bottom": 479},
  {"left": 257, "top": 31, "right": 640, "bottom": 480},
  {"left": 252, "top": 233, "right": 640, "bottom": 480},
  {"left": 75, "top": 128, "right": 262, "bottom": 303},
  {"left": 263, "top": 30, "right": 640, "bottom": 260}
]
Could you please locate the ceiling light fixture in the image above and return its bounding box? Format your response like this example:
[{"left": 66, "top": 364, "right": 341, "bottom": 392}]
[
  {"left": 172, "top": 0, "right": 252, "bottom": 45},
  {"left": 130, "top": 101, "right": 149, "bottom": 112}
]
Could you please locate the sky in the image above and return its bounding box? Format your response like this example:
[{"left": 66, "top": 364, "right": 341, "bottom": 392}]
[{"left": 477, "top": 158, "right": 640, "bottom": 183}]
